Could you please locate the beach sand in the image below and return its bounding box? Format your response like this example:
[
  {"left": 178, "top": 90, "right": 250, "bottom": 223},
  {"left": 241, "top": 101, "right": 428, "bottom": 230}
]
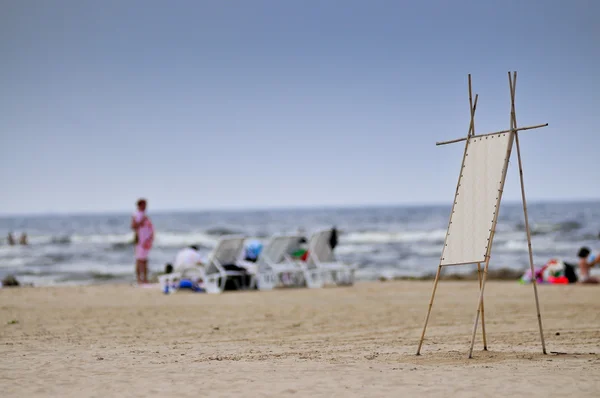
[{"left": 1, "top": 280, "right": 599, "bottom": 397}]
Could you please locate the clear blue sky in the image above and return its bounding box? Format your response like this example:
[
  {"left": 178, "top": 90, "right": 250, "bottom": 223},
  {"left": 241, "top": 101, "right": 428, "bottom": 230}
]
[{"left": 1, "top": 0, "right": 598, "bottom": 214}]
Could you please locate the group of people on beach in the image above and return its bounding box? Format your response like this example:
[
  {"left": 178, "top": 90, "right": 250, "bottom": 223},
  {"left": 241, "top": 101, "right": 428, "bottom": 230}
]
[
  {"left": 129, "top": 198, "right": 207, "bottom": 286},
  {"left": 129, "top": 198, "right": 598, "bottom": 287},
  {"left": 6, "top": 232, "right": 28, "bottom": 246},
  {"left": 128, "top": 198, "right": 342, "bottom": 287}
]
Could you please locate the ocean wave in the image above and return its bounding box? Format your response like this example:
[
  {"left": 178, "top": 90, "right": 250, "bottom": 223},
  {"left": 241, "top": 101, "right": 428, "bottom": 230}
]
[
  {"left": 335, "top": 244, "right": 380, "bottom": 255},
  {"left": 516, "top": 221, "right": 582, "bottom": 235},
  {"left": 153, "top": 232, "right": 217, "bottom": 248},
  {"left": 109, "top": 241, "right": 135, "bottom": 251},
  {"left": 51, "top": 235, "right": 72, "bottom": 244},
  {"left": 71, "top": 233, "right": 133, "bottom": 245},
  {"left": 22, "top": 232, "right": 220, "bottom": 249},
  {"left": 205, "top": 226, "right": 244, "bottom": 236},
  {"left": 0, "top": 256, "right": 31, "bottom": 268},
  {"left": 342, "top": 230, "right": 447, "bottom": 244},
  {"left": 496, "top": 239, "right": 579, "bottom": 254},
  {"left": 409, "top": 245, "right": 444, "bottom": 257},
  {"left": 91, "top": 272, "right": 124, "bottom": 281},
  {"left": 40, "top": 253, "right": 76, "bottom": 265}
]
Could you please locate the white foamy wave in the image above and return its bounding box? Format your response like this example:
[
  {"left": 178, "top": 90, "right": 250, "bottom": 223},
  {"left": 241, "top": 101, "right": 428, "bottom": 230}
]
[
  {"left": 153, "top": 232, "right": 217, "bottom": 248},
  {"left": 342, "top": 229, "right": 446, "bottom": 244},
  {"left": 335, "top": 244, "right": 380, "bottom": 255},
  {"left": 13, "top": 235, "right": 61, "bottom": 245},
  {"left": 0, "top": 256, "right": 30, "bottom": 268},
  {"left": 410, "top": 245, "right": 443, "bottom": 256},
  {"left": 50, "top": 262, "right": 133, "bottom": 276},
  {"left": 68, "top": 232, "right": 217, "bottom": 248},
  {"left": 492, "top": 231, "right": 529, "bottom": 243},
  {"left": 71, "top": 233, "right": 132, "bottom": 245},
  {"left": 498, "top": 239, "right": 579, "bottom": 254}
]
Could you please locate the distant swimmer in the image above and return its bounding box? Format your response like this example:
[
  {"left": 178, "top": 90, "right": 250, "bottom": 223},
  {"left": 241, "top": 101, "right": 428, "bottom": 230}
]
[
  {"left": 19, "top": 233, "right": 28, "bottom": 246},
  {"left": 7, "top": 232, "right": 15, "bottom": 246}
]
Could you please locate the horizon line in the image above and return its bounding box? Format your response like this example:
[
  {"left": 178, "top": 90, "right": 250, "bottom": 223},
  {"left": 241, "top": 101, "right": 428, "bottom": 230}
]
[{"left": 1, "top": 198, "right": 599, "bottom": 218}]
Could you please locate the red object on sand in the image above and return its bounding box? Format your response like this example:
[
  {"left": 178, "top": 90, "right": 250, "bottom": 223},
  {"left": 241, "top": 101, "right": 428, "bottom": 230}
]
[{"left": 548, "top": 276, "right": 569, "bottom": 284}]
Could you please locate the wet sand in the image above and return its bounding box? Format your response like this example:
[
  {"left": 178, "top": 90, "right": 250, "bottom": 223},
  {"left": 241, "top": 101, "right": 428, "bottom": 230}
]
[{"left": 1, "top": 280, "right": 599, "bottom": 397}]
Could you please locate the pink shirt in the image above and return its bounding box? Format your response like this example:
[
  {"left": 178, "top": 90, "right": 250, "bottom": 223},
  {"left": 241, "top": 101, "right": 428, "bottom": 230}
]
[{"left": 134, "top": 211, "right": 154, "bottom": 249}]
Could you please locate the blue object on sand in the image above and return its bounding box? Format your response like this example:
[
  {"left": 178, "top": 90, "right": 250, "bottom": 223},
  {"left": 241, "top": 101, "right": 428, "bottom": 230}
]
[
  {"left": 179, "top": 279, "right": 194, "bottom": 289},
  {"left": 178, "top": 279, "right": 204, "bottom": 292}
]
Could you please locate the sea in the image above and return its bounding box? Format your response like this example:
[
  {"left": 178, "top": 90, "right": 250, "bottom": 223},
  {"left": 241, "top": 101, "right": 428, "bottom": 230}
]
[{"left": 1, "top": 201, "right": 599, "bottom": 286}]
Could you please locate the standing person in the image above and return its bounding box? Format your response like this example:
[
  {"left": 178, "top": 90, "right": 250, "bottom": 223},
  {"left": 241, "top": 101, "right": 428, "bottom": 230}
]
[
  {"left": 131, "top": 199, "right": 154, "bottom": 284},
  {"left": 19, "top": 232, "right": 28, "bottom": 246}
]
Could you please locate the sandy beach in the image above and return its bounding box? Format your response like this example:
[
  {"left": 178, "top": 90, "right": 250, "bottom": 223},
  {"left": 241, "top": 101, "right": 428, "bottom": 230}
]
[{"left": 1, "top": 280, "right": 599, "bottom": 397}]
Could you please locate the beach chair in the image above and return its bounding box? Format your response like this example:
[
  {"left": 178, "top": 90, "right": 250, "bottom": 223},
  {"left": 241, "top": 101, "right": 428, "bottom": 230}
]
[
  {"left": 203, "top": 235, "right": 256, "bottom": 294},
  {"left": 255, "top": 234, "right": 323, "bottom": 290},
  {"left": 304, "top": 229, "right": 356, "bottom": 286}
]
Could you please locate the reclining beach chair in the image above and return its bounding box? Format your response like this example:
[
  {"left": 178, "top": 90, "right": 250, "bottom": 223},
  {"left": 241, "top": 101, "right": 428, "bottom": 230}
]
[
  {"left": 203, "top": 235, "right": 256, "bottom": 294},
  {"left": 255, "top": 234, "right": 323, "bottom": 290},
  {"left": 304, "top": 229, "right": 356, "bottom": 286}
]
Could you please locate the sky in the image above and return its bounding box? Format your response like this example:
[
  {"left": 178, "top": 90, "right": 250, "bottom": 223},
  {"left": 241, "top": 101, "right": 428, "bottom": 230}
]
[{"left": 1, "top": 0, "right": 598, "bottom": 215}]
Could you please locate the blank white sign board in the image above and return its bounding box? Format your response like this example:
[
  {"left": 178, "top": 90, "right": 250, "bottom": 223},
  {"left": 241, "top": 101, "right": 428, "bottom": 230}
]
[{"left": 440, "top": 132, "right": 514, "bottom": 266}]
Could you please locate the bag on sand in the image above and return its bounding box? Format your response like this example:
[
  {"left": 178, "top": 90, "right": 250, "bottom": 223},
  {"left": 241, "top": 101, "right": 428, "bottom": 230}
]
[
  {"left": 562, "top": 262, "right": 578, "bottom": 284},
  {"left": 222, "top": 264, "right": 252, "bottom": 291}
]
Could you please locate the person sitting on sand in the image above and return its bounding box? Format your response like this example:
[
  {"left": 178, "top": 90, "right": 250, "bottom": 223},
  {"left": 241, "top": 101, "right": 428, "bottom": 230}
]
[
  {"left": 577, "top": 247, "right": 599, "bottom": 284},
  {"left": 174, "top": 245, "right": 204, "bottom": 274}
]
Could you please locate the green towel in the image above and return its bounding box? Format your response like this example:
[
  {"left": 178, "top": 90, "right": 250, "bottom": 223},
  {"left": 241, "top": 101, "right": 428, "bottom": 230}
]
[{"left": 292, "top": 249, "right": 307, "bottom": 258}]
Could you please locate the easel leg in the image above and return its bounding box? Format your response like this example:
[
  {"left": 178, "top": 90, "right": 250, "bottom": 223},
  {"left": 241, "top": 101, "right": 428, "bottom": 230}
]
[
  {"left": 416, "top": 264, "right": 443, "bottom": 355},
  {"left": 509, "top": 71, "right": 546, "bottom": 355},
  {"left": 469, "top": 258, "right": 490, "bottom": 358},
  {"left": 515, "top": 134, "right": 547, "bottom": 354},
  {"left": 477, "top": 263, "right": 488, "bottom": 350}
]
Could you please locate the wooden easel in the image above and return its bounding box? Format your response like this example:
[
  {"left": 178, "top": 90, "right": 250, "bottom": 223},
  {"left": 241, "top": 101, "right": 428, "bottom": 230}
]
[{"left": 416, "top": 72, "right": 547, "bottom": 358}]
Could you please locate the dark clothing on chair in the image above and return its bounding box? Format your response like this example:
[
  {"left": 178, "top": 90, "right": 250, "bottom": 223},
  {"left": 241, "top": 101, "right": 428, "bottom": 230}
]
[{"left": 329, "top": 228, "right": 338, "bottom": 250}]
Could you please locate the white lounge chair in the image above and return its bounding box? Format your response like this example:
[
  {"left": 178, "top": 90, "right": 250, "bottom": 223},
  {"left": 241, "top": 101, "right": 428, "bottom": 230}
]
[
  {"left": 203, "top": 235, "right": 256, "bottom": 294},
  {"left": 304, "top": 229, "right": 356, "bottom": 286},
  {"left": 255, "top": 234, "right": 323, "bottom": 291}
]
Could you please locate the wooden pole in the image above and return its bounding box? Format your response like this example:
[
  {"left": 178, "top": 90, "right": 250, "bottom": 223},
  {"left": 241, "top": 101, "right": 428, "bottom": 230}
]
[
  {"left": 468, "top": 75, "right": 487, "bottom": 350},
  {"left": 469, "top": 257, "right": 490, "bottom": 358},
  {"left": 468, "top": 75, "right": 474, "bottom": 137},
  {"left": 509, "top": 71, "right": 547, "bottom": 355},
  {"left": 436, "top": 123, "right": 548, "bottom": 146},
  {"left": 417, "top": 74, "right": 477, "bottom": 355},
  {"left": 416, "top": 264, "right": 442, "bottom": 355},
  {"left": 477, "top": 262, "right": 488, "bottom": 350}
]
